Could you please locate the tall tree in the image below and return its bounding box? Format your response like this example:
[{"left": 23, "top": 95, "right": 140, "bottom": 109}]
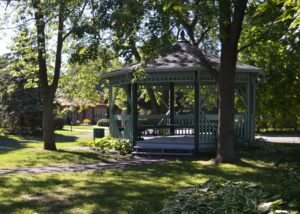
[
  {"left": 213, "top": 0, "right": 248, "bottom": 163},
  {"left": 3, "top": 0, "right": 89, "bottom": 150},
  {"left": 33, "top": 0, "right": 88, "bottom": 150}
]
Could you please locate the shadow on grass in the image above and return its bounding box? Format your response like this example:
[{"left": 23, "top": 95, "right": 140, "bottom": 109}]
[
  {"left": 0, "top": 158, "right": 290, "bottom": 213},
  {"left": 256, "top": 130, "right": 300, "bottom": 137},
  {"left": 0, "top": 143, "right": 299, "bottom": 213},
  {"left": 0, "top": 133, "right": 79, "bottom": 154},
  {"left": 55, "top": 133, "right": 78, "bottom": 142},
  {"left": 0, "top": 135, "right": 30, "bottom": 153}
]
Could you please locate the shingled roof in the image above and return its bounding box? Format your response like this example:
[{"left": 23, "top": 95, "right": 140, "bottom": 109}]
[{"left": 102, "top": 40, "right": 262, "bottom": 79}]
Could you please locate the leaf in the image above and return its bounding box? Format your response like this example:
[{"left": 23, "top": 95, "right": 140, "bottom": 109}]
[{"left": 257, "top": 200, "right": 283, "bottom": 213}]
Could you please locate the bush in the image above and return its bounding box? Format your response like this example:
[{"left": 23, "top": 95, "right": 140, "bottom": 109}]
[
  {"left": 90, "top": 135, "right": 132, "bottom": 154},
  {"left": 83, "top": 118, "right": 91, "bottom": 125},
  {"left": 54, "top": 117, "right": 65, "bottom": 130},
  {"left": 160, "top": 179, "right": 291, "bottom": 214},
  {"left": 97, "top": 119, "right": 109, "bottom": 127}
]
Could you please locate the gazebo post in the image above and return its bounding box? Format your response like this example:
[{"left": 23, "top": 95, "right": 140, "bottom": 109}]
[
  {"left": 108, "top": 85, "right": 113, "bottom": 136},
  {"left": 194, "top": 71, "right": 200, "bottom": 154},
  {"left": 169, "top": 82, "right": 175, "bottom": 135},
  {"left": 250, "top": 76, "right": 256, "bottom": 141},
  {"left": 131, "top": 83, "right": 138, "bottom": 145},
  {"left": 127, "top": 84, "right": 131, "bottom": 115}
]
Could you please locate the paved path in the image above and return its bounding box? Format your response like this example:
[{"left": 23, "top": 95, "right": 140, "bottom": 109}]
[
  {"left": 0, "top": 158, "right": 166, "bottom": 175},
  {"left": 256, "top": 135, "right": 300, "bottom": 143}
]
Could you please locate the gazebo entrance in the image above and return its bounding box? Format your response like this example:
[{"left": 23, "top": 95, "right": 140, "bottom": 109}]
[{"left": 101, "top": 37, "right": 262, "bottom": 155}]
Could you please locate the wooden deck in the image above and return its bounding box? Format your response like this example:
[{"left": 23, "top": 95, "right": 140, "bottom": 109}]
[{"left": 133, "top": 136, "right": 194, "bottom": 156}]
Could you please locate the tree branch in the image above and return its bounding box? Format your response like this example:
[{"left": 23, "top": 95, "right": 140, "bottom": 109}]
[
  {"left": 238, "top": 29, "right": 270, "bottom": 52},
  {"left": 196, "top": 24, "right": 218, "bottom": 46},
  {"left": 62, "top": 0, "right": 88, "bottom": 42},
  {"left": 191, "top": 46, "right": 218, "bottom": 80},
  {"left": 230, "top": 0, "right": 248, "bottom": 47},
  {"left": 32, "top": 0, "right": 49, "bottom": 91},
  {"left": 50, "top": 0, "right": 64, "bottom": 98}
]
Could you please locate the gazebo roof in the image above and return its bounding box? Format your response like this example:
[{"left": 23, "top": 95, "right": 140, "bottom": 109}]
[{"left": 102, "top": 40, "right": 262, "bottom": 79}]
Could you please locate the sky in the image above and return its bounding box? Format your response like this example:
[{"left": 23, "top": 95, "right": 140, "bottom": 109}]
[
  {"left": 0, "top": 2, "right": 15, "bottom": 55},
  {"left": 0, "top": 28, "right": 14, "bottom": 55}
]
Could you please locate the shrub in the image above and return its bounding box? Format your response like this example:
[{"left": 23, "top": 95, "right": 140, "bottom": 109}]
[
  {"left": 54, "top": 117, "right": 65, "bottom": 130},
  {"left": 160, "top": 179, "right": 291, "bottom": 214},
  {"left": 90, "top": 135, "right": 132, "bottom": 154},
  {"left": 97, "top": 119, "right": 109, "bottom": 127},
  {"left": 83, "top": 118, "right": 91, "bottom": 125}
]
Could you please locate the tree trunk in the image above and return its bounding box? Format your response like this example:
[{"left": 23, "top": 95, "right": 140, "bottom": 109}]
[
  {"left": 215, "top": 71, "right": 237, "bottom": 162},
  {"left": 42, "top": 94, "right": 56, "bottom": 150},
  {"left": 146, "top": 86, "right": 161, "bottom": 114},
  {"left": 215, "top": 41, "right": 239, "bottom": 163},
  {"left": 214, "top": 0, "right": 247, "bottom": 163}
]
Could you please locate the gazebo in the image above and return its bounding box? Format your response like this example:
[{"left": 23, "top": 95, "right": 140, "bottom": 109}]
[{"left": 100, "top": 35, "right": 262, "bottom": 155}]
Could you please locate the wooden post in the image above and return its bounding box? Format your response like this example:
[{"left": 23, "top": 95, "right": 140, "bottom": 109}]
[
  {"left": 169, "top": 82, "right": 175, "bottom": 135},
  {"left": 131, "top": 83, "right": 138, "bottom": 145},
  {"left": 127, "top": 84, "right": 132, "bottom": 115},
  {"left": 109, "top": 86, "right": 113, "bottom": 136},
  {"left": 246, "top": 80, "right": 251, "bottom": 140},
  {"left": 250, "top": 75, "right": 256, "bottom": 141},
  {"left": 194, "top": 71, "right": 200, "bottom": 153}
]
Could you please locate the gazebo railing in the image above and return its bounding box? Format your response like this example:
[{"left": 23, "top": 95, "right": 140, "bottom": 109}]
[
  {"left": 138, "top": 114, "right": 195, "bottom": 136},
  {"left": 111, "top": 112, "right": 249, "bottom": 144}
]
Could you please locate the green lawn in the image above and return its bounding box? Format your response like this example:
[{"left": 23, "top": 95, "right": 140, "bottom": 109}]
[
  {"left": 0, "top": 132, "right": 299, "bottom": 213},
  {"left": 0, "top": 131, "right": 124, "bottom": 169}
]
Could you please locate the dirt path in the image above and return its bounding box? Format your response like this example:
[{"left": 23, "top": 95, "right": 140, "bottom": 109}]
[{"left": 0, "top": 158, "right": 166, "bottom": 175}]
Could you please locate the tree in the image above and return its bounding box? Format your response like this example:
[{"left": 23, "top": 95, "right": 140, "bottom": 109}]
[
  {"left": 0, "top": 52, "right": 42, "bottom": 135},
  {"left": 239, "top": 0, "right": 300, "bottom": 131},
  {"left": 59, "top": 50, "right": 116, "bottom": 106},
  {"left": 2, "top": 0, "right": 90, "bottom": 150}
]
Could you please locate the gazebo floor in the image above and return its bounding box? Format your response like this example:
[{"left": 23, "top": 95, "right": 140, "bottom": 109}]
[{"left": 133, "top": 135, "right": 194, "bottom": 156}]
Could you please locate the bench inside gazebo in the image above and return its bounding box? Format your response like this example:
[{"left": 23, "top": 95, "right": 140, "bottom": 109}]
[{"left": 100, "top": 34, "right": 262, "bottom": 156}]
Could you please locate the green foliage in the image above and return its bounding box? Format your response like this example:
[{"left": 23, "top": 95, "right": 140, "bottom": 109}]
[
  {"left": 96, "top": 119, "right": 109, "bottom": 127},
  {"left": 239, "top": 0, "right": 300, "bottom": 131},
  {"left": 132, "top": 63, "right": 148, "bottom": 83},
  {"left": 54, "top": 117, "right": 65, "bottom": 130},
  {"left": 160, "top": 179, "right": 290, "bottom": 214},
  {"left": 59, "top": 54, "right": 115, "bottom": 105},
  {"left": 0, "top": 67, "right": 42, "bottom": 135},
  {"left": 90, "top": 135, "right": 132, "bottom": 154}
]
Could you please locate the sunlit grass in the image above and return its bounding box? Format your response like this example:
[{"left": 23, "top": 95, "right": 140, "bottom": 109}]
[
  {"left": 0, "top": 132, "right": 105, "bottom": 169},
  {"left": 0, "top": 151, "right": 299, "bottom": 213},
  {"left": 0, "top": 132, "right": 299, "bottom": 213}
]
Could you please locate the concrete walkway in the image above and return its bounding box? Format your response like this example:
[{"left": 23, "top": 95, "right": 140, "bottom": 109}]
[
  {"left": 256, "top": 135, "right": 300, "bottom": 143},
  {"left": 0, "top": 158, "right": 166, "bottom": 175}
]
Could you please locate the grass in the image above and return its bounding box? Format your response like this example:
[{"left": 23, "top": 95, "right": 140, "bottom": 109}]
[
  {"left": 0, "top": 146, "right": 299, "bottom": 213},
  {"left": 0, "top": 131, "right": 299, "bottom": 213},
  {"left": 0, "top": 130, "right": 124, "bottom": 169}
]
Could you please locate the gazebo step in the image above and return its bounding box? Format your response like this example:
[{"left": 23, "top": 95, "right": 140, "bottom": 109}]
[
  {"left": 134, "top": 144, "right": 194, "bottom": 150},
  {"left": 132, "top": 151, "right": 193, "bottom": 156}
]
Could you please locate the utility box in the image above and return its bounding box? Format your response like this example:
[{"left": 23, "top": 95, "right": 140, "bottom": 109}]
[{"left": 93, "top": 128, "right": 105, "bottom": 140}]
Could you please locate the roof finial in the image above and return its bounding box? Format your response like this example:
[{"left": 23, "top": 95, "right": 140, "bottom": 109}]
[{"left": 177, "top": 29, "right": 188, "bottom": 42}]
